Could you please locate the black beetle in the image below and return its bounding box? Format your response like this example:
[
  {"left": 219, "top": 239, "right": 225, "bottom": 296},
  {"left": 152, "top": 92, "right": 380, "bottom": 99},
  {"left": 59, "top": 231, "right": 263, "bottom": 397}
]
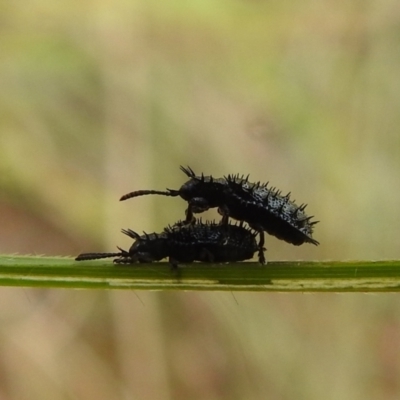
[{"left": 75, "top": 220, "right": 262, "bottom": 267}]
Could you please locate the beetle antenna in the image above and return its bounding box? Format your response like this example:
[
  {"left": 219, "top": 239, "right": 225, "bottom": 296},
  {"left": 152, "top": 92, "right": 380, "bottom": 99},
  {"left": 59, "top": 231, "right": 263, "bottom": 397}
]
[
  {"left": 120, "top": 189, "right": 180, "bottom": 201},
  {"left": 75, "top": 252, "right": 122, "bottom": 261}
]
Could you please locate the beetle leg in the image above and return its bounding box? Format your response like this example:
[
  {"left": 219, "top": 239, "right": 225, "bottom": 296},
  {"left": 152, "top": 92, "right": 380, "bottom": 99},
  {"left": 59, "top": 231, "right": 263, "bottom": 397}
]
[
  {"left": 167, "top": 257, "right": 183, "bottom": 279},
  {"left": 168, "top": 256, "right": 180, "bottom": 269},
  {"left": 257, "top": 231, "right": 266, "bottom": 265},
  {"left": 218, "top": 205, "right": 230, "bottom": 225},
  {"left": 114, "top": 257, "right": 136, "bottom": 264},
  {"left": 185, "top": 205, "right": 195, "bottom": 223}
]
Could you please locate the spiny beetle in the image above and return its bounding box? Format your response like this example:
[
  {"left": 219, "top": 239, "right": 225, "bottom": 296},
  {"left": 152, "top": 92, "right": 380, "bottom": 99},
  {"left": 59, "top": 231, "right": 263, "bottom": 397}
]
[
  {"left": 75, "top": 220, "right": 262, "bottom": 267},
  {"left": 120, "top": 166, "right": 319, "bottom": 262}
]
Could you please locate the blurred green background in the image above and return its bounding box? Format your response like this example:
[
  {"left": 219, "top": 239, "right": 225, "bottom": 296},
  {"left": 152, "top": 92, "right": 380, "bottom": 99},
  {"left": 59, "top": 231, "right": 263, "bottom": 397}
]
[{"left": 1, "top": 0, "right": 400, "bottom": 399}]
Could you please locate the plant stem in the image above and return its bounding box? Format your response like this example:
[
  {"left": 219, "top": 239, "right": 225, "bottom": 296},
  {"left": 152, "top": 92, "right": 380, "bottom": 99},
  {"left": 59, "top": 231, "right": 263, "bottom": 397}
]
[{"left": 1, "top": 255, "right": 400, "bottom": 291}]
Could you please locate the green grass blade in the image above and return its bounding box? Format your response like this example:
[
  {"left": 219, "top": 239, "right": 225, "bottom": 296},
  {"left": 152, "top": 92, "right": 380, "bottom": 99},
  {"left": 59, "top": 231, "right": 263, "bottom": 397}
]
[{"left": 1, "top": 255, "right": 400, "bottom": 291}]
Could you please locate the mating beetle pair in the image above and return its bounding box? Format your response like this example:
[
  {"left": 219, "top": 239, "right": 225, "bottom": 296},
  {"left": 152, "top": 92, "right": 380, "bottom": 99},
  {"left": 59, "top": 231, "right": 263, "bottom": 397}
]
[
  {"left": 76, "top": 166, "right": 319, "bottom": 266},
  {"left": 118, "top": 166, "right": 319, "bottom": 264}
]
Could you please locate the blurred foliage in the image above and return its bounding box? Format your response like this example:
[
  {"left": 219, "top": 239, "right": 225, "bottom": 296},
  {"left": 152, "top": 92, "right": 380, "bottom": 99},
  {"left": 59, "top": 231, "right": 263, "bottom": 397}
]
[{"left": 1, "top": 0, "right": 400, "bottom": 399}]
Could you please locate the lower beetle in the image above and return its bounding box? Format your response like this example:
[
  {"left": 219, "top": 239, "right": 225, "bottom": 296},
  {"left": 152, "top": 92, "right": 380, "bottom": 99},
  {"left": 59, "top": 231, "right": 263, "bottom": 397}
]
[{"left": 75, "top": 220, "right": 263, "bottom": 267}]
